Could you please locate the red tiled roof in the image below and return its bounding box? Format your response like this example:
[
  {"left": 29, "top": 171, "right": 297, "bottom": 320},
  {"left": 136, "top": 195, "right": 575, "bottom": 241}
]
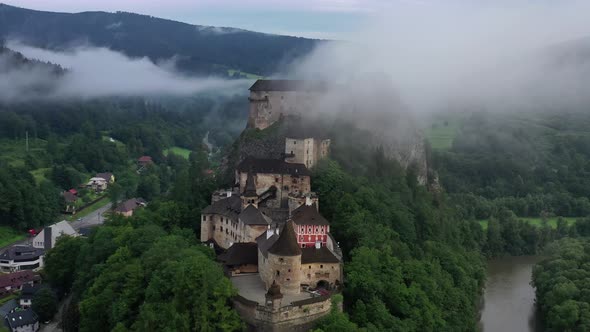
[
  {"left": 0, "top": 271, "right": 40, "bottom": 289},
  {"left": 138, "top": 156, "right": 152, "bottom": 162}
]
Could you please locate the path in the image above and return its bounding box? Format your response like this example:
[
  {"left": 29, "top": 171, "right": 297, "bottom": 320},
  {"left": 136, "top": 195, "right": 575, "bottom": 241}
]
[{"left": 0, "top": 203, "right": 112, "bottom": 252}]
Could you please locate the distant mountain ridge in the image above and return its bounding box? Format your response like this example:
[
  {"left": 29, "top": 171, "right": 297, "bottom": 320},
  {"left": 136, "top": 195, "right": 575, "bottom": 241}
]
[{"left": 0, "top": 3, "right": 321, "bottom": 76}]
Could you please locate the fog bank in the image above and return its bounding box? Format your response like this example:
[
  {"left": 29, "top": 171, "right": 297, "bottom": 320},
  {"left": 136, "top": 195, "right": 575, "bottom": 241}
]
[
  {"left": 287, "top": 1, "right": 590, "bottom": 113},
  {"left": 2, "top": 41, "right": 250, "bottom": 101}
]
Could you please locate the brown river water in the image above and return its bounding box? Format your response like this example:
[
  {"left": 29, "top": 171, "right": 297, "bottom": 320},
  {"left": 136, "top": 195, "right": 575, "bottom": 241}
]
[{"left": 479, "top": 256, "right": 544, "bottom": 332}]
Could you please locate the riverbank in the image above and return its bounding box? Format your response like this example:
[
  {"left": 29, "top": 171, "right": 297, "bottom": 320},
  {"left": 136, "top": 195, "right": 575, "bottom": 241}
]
[{"left": 479, "top": 256, "right": 544, "bottom": 332}]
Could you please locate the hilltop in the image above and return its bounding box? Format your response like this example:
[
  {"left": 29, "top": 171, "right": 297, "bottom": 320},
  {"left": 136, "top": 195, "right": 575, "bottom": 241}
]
[{"left": 0, "top": 3, "right": 320, "bottom": 76}]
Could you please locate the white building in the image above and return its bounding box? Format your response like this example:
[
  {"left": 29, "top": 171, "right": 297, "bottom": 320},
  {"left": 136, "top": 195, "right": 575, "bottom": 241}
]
[
  {"left": 0, "top": 246, "right": 44, "bottom": 273},
  {"left": 32, "top": 220, "right": 78, "bottom": 250}
]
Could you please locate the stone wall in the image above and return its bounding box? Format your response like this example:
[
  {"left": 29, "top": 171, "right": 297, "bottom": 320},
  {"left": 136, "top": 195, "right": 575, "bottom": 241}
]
[
  {"left": 237, "top": 172, "right": 311, "bottom": 209},
  {"left": 285, "top": 138, "right": 331, "bottom": 169},
  {"left": 233, "top": 294, "right": 335, "bottom": 332},
  {"left": 201, "top": 213, "right": 268, "bottom": 249},
  {"left": 300, "top": 262, "right": 341, "bottom": 289},
  {"left": 248, "top": 91, "right": 318, "bottom": 130}
]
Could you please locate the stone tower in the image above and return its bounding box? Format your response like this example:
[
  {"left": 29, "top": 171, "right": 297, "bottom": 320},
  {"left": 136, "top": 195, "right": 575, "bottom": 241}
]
[{"left": 265, "top": 220, "right": 302, "bottom": 294}]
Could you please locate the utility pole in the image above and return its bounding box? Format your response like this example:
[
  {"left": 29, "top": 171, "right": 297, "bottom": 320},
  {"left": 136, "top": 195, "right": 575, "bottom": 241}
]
[{"left": 25, "top": 131, "right": 29, "bottom": 152}]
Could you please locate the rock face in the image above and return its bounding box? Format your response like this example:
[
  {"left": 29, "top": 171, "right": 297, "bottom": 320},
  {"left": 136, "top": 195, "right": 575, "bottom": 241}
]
[
  {"left": 223, "top": 79, "right": 429, "bottom": 184},
  {"left": 223, "top": 115, "right": 429, "bottom": 185}
]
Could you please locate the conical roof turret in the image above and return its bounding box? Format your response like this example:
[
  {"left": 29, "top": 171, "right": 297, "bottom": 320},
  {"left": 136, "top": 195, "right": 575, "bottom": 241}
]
[{"left": 268, "top": 220, "right": 301, "bottom": 256}]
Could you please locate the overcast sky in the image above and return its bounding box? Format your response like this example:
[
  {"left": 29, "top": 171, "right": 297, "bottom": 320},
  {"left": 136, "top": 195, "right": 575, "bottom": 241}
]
[{"left": 3, "top": 0, "right": 390, "bottom": 39}]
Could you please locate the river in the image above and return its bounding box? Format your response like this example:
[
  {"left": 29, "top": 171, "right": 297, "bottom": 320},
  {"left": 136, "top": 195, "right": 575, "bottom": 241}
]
[{"left": 479, "top": 256, "right": 543, "bottom": 332}]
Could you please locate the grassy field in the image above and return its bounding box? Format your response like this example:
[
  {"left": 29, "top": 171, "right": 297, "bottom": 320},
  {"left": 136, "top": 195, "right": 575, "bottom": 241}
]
[
  {"left": 30, "top": 167, "right": 50, "bottom": 184},
  {"left": 424, "top": 114, "right": 466, "bottom": 150},
  {"left": 0, "top": 226, "right": 26, "bottom": 248},
  {"left": 478, "top": 217, "right": 579, "bottom": 230},
  {"left": 0, "top": 294, "right": 18, "bottom": 305},
  {"left": 65, "top": 196, "right": 110, "bottom": 221},
  {"left": 164, "top": 146, "right": 192, "bottom": 160},
  {"left": 227, "top": 69, "right": 263, "bottom": 79}
]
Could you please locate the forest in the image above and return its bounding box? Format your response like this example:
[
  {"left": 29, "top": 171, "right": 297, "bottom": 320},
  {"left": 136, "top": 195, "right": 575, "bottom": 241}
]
[
  {"left": 0, "top": 95, "right": 247, "bottom": 231},
  {"left": 4, "top": 95, "right": 590, "bottom": 331},
  {"left": 532, "top": 238, "right": 590, "bottom": 332}
]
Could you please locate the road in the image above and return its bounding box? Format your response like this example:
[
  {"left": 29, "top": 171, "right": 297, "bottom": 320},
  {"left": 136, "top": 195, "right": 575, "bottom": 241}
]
[
  {"left": 0, "top": 203, "right": 112, "bottom": 252},
  {"left": 69, "top": 203, "right": 112, "bottom": 230}
]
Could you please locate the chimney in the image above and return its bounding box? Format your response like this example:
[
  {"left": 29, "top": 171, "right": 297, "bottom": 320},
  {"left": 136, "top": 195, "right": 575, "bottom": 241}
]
[
  {"left": 44, "top": 226, "right": 52, "bottom": 250},
  {"left": 305, "top": 196, "right": 313, "bottom": 206},
  {"left": 315, "top": 241, "right": 321, "bottom": 249}
]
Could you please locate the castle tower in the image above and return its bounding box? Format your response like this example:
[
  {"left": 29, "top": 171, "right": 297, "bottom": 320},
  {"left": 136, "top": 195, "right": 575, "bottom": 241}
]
[
  {"left": 265, "top": 280, "right": 283, "bottom": 311},
  {"left": 266, "top": 220, "right": 302, "bottom": 294},
  {"left": 241, "top": 172, "right": 258, "bottom": 209}
]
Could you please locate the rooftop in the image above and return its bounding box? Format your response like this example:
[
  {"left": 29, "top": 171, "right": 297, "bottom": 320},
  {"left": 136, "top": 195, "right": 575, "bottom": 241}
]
[
  {"left": 6, "top": 308, "right": 37, "bottom": 328},
  {"left": 237, "top": 157, "right": 311, "bottom": 177},
  {"left": 0, "top": 271, "right": 40, "bottom": 289},
  {"left": 268, "top": 220, "right": 301, "bottom": 257},
  {"left": 202, "top": 195, "right": 241, "bottom": 219},
  {"left": 301, "top": 247, "right": 340, "bottom": 264},
  {"left": 291, "top": 204, "right": 330, "bottom": 226},
  {"left": 0, "top": 246, "right": 44, "bottom": 262},
  {"left": 115, "top": 198, "right": 147, "bottom": 213},
  {"left": 95, "top": 172, "right": 113, "bottom": 181},
  {"left": 219, "top": 243, "right": 259, "bottom": 266},
  {"left": 249, "top": 79, "right": 329, "bottom": 92},
  {"left": 239, "top": 205, "right": 272, "bottom": 226}
]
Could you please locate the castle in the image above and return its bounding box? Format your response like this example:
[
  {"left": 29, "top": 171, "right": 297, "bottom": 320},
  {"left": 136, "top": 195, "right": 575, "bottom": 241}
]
[{"left": 201, "top": 80, "right": 342, "bottom": 331}]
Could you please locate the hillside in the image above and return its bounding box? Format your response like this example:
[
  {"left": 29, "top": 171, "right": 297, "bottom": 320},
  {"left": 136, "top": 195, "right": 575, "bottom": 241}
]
[
  {"left": 0, "top": 3, "right": 320, "bottom": 76},
  {"left": 0, "top": 44, "right": 65, "bottom": 100}
]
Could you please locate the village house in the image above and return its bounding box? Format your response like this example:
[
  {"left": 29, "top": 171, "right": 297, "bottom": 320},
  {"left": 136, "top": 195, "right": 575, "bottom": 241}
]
[
  {"left": 62, "top": 190, "right": 78, "bottom": 214},
  {"left": 114, "top": 198, "right": 147, "bottom": 217},
  {"left": 32, "top": 220, "right": 78, "bottom": 250},
  {"left": 0, "top": 271, "right": 41, "bottom": 299},
  {"left": 5, "top": 308, "right": 39, "bottom": 332},
  {"left": 18, "top": 285, "right": 41, "bottom": 309},
  {"left": 0, "top": 247, "right": 44, "bottom": 273},
  {"left": 87, "top": 172, "right": 115, "bottom": 192},
  {"left": 0, "top": 299, "right": 18, "bottom": 323},
  {"left": 137, "top": 156, "right": 152, "bottom": 166}
]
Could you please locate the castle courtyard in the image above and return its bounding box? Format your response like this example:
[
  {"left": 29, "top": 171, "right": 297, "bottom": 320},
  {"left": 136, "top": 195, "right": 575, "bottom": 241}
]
[{"left": 231, "top": 274, "right": 314, "bottom": 304}]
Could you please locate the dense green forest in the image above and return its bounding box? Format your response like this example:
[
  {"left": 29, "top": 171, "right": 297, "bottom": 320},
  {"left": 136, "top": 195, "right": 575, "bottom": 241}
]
[
  {"left": 432, "top": 111, "right": 590, "bottom": 220},
  {"left": 0, "top": 95, "right": 247, "bottom": 230},
  {"left": 532, "top": 238, "right": 590, "bottom": 331}
]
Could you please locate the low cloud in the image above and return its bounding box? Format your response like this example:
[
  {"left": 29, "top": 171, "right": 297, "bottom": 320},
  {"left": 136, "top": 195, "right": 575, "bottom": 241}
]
[
  {"left": 2, "top": 41, "right": 250, "bottom": 102},
  {"left": 286, "top": 1, "right": 590, "bottom": 113}
]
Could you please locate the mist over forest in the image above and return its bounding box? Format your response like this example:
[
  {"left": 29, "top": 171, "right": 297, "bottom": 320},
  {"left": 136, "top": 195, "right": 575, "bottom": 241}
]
[{"left": 1, "top": 1, "right": 590, "bottom": 332}]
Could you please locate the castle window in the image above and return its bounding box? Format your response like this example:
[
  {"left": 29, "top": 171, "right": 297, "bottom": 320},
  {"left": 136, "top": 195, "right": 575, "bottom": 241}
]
[
  {"left": 279, "top": 258, "right": 284, "bottom": 262},
  {"left": 275, "top": 177, "right": 279, "bottom": 182},
  {"left": 209, "top": 216, "right": 213, "bottom": 221},
  {"left": 286, "top": 278, "right": 290, "bottom": 281},
  {"left": 309, "top": 266, "right": 311, "bottom": 269},
  {"left": 220, "top": 226, "right": 223, "bottom": 232},
  {"left": 294, "top": 141, "right": 297, "bottom": 144},
  {"left": 308, "top": 274, "right": 311, "bottom": 278},
  {"left": 213, "top": 226, "right": 215, "bottom": 231},
  {"left": 288, "top": 269, "right": 291, "bottom": 272},
  {"left": 283, "top": 186, "right": 289, "bottom": 190},
  {"left": 202, "top": 216, "right": 205, "bottom": 221},
  {"left": 276, "top": 271, "right": 280, "bottom": 276},
  {"left": 320, "top": 265, "right": 323, "bottom": 268},
  {"left": 302, "top": 244, "right": 306, "bottom": 248}
]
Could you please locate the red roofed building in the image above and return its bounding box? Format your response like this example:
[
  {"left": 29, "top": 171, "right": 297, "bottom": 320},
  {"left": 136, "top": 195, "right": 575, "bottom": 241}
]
[{"left": 138, "top": 156, "right": 153, "bottom": 166}]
